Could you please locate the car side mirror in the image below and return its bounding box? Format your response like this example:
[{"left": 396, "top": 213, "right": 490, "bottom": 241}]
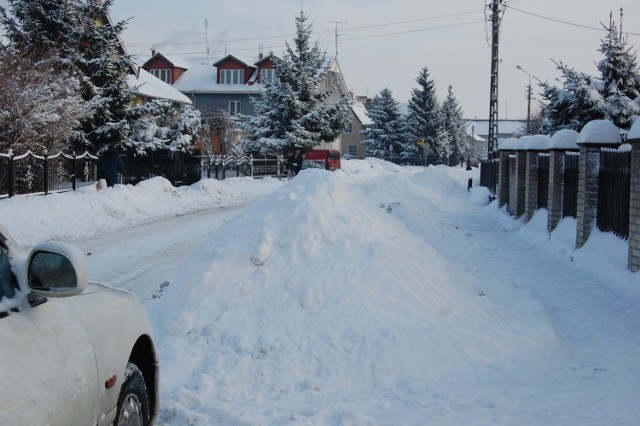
[{"left": 28, "top": 242, "right": 88, "bottom": 297}]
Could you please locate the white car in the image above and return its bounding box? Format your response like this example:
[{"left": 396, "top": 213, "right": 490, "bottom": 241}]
[{"left": 0, "top": 224, "right": 159, "bottom": 425}]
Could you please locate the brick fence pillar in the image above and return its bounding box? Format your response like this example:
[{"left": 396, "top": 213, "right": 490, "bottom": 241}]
[
  {"left": 575, "top": 120, "right": 621, "bottom": 249},
  {"left": 628, "top": 121, "right": 640, "bottom": 272},
  {"left": 547, "top": 129, "right": 580, "bottom": 233}
]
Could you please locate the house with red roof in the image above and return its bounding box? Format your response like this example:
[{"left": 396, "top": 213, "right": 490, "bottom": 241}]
[{"left": 141, "top": 50, "right": 370, "bottom": 155}]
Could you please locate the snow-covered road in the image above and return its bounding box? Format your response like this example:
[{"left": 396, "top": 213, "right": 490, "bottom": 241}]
[{"left": 70, "top": 203, "right": 250, "bottom": 302}]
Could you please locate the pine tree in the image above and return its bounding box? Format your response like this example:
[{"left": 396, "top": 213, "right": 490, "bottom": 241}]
[
  {"left": 361, "top": 88, "right": 411, "bottom": 158},
  {"left": 540, "top": 15, "right": 640, "bottom": 133},
  {"left": 597, "top": 17, "right": 640, "bottom": 129},
  {"left": 128, "top": 100, "right": 202, "bottom": 154},
  {"left": 73, "top": 0, "right": 137, "bottom": 152},
  {"left": 0, "top": 0, "right": 81, "bottom": 54},
  {"left": 441, "top": 85, "right": 468, "bottom": 165},
  {"left": 407, "top": 66, "right": 445, "bottom": 164},
  {"left": 241, "top": 11, "right": 351, "bottom": 155}
]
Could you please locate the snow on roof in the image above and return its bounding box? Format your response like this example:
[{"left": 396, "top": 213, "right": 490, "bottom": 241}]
[
  {"left": 213, "top": 54, "right": 258, "bottom": 68},
  {"left": 128, "top": 68, "right": 192, "bottom": 104},
  {"left": 159, "top": 54, "right": 190, "bottom": 69},
  {"left": 577, "top": 120, "right": 621, "bottom": 145},
  {"left": 171, "top": 56, "right": 263, "bottom": 94},
  {"left": 351, "top": 97, "right": 372, "bottom": 126},
  {"left": 549, "top": 129, "right": 580, "bottom": 150}
]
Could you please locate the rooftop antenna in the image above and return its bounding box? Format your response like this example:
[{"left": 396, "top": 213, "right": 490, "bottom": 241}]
[{"left": 328, "top": 20, "right": 347, "bottom": 57}]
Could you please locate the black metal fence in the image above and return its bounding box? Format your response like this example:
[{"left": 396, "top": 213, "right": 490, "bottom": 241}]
[
  {"left": 122, "top": 150, "right": 203, "bottom": 187},
  {"left": 537, "top": 154, "right": 550, "bottom": 209},
  {"left": 1, "top": 151, "right": 98, "bottom": 199},
  {"left": 1, "top": 149, "right": 285, "bottom": 199},
  {"left": 562, "top": 153, "right": 579, "bottom": 218},
  {"left": 598, "top": 148, "right": 630, "bottom": 239}
]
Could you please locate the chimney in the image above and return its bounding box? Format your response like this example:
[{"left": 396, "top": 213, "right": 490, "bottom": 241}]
[
  {"left": 259, "top": 43, "right": 263, "bottom": 59},
  {"left": 151, "top": 48, "right": 156, "bottom": 57}
]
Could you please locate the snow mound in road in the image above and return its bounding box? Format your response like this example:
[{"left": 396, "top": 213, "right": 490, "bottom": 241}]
[{"left": 151, "top": 168, "right": 554, "bottom": 424}]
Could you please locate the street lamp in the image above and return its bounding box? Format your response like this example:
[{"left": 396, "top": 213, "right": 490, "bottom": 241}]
[{"left": 516, "top": 65, "right": 532, "bottom": 135}]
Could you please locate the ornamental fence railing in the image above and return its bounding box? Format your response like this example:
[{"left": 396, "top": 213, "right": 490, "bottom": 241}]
[
  {"left": 0, "top": 151, "right": 98, "bottom": 198},
  {"left": 0, "top": 150, "right": 284, "bottom": 199}
]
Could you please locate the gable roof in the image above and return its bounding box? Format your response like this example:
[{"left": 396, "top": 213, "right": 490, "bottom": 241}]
[
  {"left": 351, "top": 96, "right": 373, "bottom": 126},
  {"left": 142, "top": 52, "right": 190, "bottom": 70},
  {"left": 213, "top": 54, "right": 257, "bottom": 68},
  {"left": 128, "top": 68, "right": 192, "bottom": 104}
]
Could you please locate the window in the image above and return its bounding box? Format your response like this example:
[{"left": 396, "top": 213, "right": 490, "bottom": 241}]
[
  {"left": 221, "top": 69, "right": 244, "bottom": 84},
  {"left": 261, "top": 69, "right": 275, "bottom": 83},
  {"left": 345, "top": 122, "right": 353, "bottom": 133},
  {"left": 229, "top": 101, "right": 241, "bottom": 116},
  {"left": 348, "top": 145, "right": 358, "bottom": 156},
  {"left": 151, "top": 69, "right": 172, "bottom": 84}
]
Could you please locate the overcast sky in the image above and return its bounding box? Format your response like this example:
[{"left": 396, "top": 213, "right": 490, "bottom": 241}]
[{"left": 3, "top": 0, "right": 638, "bottom": 121}]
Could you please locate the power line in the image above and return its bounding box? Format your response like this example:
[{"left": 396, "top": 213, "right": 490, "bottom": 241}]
[
  {"left": 506, "top": 5, "right": 640, "bottom": 36},
  {"left": 123, "top": 10, "right": 484, "bottom": 50},
  {"left": 126, "top": 19, "right": 485, "bottom": 58}
]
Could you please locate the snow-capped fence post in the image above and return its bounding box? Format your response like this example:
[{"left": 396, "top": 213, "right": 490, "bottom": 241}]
[
  {"left": 575, "top": 120, "right": 621, "bottom": 249},
  {"left": 547, "top": 130, "right": 580, "bottom": 233},
  {"left": 523, "top": 135, "right": 550, "bottom": 223},
  {"left": 497, "top": 139, "right": 515, "bottom": 208},
  {"left": 627, "top": 119, "right": 640, "bottom": 272}
]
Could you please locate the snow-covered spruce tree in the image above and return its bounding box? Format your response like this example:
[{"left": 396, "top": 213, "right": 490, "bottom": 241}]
[
  {"left": 240, "top": 11, "right": 351, "bottom": 155},
  {"left": 72, "top": 0, "right": 137, "bottom": 153},
  {"left": 597, "top": 17, "right": 640, "bottom": 129},
  {"left": 361, "top": 88, "right": 412, "bottom": 158},
  {"left": 407, "top": 66, "right": 447, "bottom": 164},
  {"left": 539, "top": 61, "right": 606, "bottom": 134},
  {"left": 0, "top": 0, "right": 81, "bottom": 54},
  {"left": 128, "top": 100, "right": 202, "bottom": 154},
  {"left": 170, "top": 105, "right": 202, "bottom": 153},
  {"left": 441, "top": 85, "right": 468, "bottom": 165},
  {"left": 0, "top": 49, "right": 89, "bottom": 153},
  {"left": 540, "top": 15, "right": 639, "bottom": 133}
]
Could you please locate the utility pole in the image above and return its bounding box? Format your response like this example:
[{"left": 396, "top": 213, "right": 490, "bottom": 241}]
[
  {"left": 516, "top": 65, "right": 532, "bottom": 134},
  {"left": 486, "top": 0, "right": 504, "bottom": 198}
]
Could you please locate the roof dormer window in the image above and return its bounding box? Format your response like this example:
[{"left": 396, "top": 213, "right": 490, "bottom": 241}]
[
  {"left": 151, "top": 69, "right": 172, "bottom": 84},
  {"left": 220, "top": 69, "right": 244, "bottom": 85}
]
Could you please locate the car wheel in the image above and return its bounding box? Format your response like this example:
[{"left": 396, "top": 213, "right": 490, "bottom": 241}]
[{"left": 116, "top": 363, "right": 149, "bottom": 426}]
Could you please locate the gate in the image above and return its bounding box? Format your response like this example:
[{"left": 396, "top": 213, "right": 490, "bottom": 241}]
[{"left": 597, "top": 148, "right": 630, "bottom": 239}]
